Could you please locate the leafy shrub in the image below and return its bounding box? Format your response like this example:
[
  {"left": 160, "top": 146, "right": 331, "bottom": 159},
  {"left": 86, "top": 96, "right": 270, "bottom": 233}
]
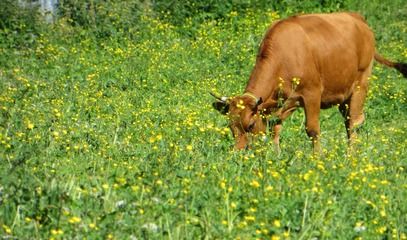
[
  {"left": 55, "top": 0, "right": 350, "bottom": 39},
  {"left": 57, "top": 0, "right": 145, "bottom": 39},
  {"left": 151, "top": 0, "right": 348, "bottom": 25},
  {"left": 0, "top": 0, "right": 42, "bottom": 47}
]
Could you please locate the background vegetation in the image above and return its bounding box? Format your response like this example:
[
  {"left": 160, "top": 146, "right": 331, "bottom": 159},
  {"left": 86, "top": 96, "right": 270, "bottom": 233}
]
[{"left": 0, "top": 0, "right": 406, "bottom": 239}]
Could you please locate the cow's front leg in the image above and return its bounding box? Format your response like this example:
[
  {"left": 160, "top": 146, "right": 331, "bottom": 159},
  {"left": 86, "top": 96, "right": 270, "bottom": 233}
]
[
  {"left": 270, "top": 121, "right": 282, "bottom": 155},
  {"left": 303, "top": 96, "right": 322, "bottom": 155},
  {"left": 271, "top": 97, "right": 298, "bottom": 154}
]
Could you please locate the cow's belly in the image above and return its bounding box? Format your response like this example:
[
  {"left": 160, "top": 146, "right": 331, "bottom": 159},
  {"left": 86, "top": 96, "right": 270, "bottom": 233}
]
[
  {"left": 320, "top": 94, "right": 346, "bottom": 109},
  {"left": 320, "top": 78, "right": 357, "bottom": 108}
]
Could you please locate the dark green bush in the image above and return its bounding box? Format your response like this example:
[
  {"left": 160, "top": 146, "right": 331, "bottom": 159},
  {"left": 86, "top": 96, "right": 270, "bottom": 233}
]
[
  {"left": 0, "top": 0, "right": 405, "bottom": 46},
  {"left": 0, "top": 0, "right": 42, "bottom": 47},
  {"left": 151, "top": 0, "right": 348, "bottom": 25},
  {"left": 57, "top": 0, "right": 145, "bottom": 39},
  {"left": 55, "top": 0, "right": 350, "bottom": 39}
]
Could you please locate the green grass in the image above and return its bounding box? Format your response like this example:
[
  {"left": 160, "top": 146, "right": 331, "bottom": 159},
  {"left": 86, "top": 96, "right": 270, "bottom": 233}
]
[{"left": 1, "top": 2, "right": 407, "bottom": 239}]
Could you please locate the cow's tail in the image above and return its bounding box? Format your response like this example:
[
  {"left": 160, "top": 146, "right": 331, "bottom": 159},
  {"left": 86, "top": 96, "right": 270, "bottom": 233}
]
[{"left": 374, "top": 53, "right": 407, "bottom": 78}]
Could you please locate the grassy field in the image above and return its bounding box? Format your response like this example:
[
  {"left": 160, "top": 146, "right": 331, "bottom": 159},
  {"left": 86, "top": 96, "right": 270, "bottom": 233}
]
[{"left": 0, "top": 1, "right": 407, "bottom": 239}]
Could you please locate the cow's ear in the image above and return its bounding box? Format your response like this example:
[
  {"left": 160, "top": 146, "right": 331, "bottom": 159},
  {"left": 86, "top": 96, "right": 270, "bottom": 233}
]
[{"left": 212, "top": 101, "right": 229, "bottom": 115}]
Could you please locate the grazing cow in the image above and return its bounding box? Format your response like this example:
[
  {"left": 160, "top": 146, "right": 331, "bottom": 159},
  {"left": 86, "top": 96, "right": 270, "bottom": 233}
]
[{"left": 212, "top": 12, "right": 407, "bottom": 152}]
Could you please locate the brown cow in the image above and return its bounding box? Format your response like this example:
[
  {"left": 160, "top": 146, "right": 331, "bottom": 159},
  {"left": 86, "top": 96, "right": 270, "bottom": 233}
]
[{"left": 212, "top": 12, "right": 407, "bottom": 152}]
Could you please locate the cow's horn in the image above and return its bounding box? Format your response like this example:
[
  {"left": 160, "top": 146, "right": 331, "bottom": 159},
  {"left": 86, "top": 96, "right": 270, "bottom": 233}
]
[{"left": 210, "top": 92, "right": 228, "bottom": 103}]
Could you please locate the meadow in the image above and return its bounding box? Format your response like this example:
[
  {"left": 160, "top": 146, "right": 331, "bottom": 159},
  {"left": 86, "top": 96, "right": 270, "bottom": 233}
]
[{"left": 0, "top": 0, "right": 407, "bottom": 239}]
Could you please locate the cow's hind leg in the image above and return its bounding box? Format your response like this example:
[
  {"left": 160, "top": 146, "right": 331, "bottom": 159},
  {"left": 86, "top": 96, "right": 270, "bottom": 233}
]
[
  {"left": 339, "top": 99, "right": 351, "bottom": 139},
  {"left": 342, "top": 62, "right": 372, "bottom": 146}
]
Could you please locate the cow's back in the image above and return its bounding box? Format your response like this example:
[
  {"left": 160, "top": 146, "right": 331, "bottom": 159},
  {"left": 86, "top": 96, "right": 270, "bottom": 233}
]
[
  {"left": 265, "top": 12, "right": 375, "bottom": 105},
  {"left": 292, "top": 13, "right": 375, "bottom": 71}
]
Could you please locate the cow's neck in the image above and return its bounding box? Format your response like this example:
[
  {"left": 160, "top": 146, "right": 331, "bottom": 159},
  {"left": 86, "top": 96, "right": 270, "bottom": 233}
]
[{"left": 244, "top": 59, "right": 278, "bottom": 102}]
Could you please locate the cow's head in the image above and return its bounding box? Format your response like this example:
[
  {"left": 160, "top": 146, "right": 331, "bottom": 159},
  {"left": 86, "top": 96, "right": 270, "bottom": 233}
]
[{"left": 211, "top": 92, "right": 266, "bottom": 149}]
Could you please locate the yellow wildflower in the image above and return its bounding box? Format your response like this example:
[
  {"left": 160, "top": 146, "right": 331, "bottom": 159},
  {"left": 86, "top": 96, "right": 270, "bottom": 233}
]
[
  {"left": 68, "top": 216, "right": 81, "bottom": 224},
  {"left": 250, "top": 180, "right": 260, "bottom": 188}
]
